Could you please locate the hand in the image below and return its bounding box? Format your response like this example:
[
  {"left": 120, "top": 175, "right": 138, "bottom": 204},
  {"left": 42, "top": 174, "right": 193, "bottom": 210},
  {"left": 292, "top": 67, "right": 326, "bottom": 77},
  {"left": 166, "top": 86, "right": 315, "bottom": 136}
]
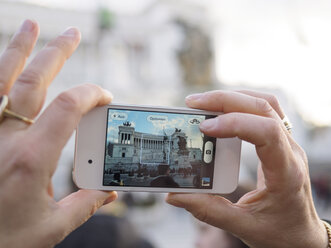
[
  {"left": 167, "top": 90, "right": 327, "bottom": 248},
  {"left": 0, "top": 20, "right": 117, "bottom": 247}
]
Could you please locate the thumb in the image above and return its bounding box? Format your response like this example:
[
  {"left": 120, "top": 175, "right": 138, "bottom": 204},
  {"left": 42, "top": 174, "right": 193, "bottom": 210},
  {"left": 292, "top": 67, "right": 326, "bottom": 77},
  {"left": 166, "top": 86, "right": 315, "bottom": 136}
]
[
  {"left": 166, "top": 193, "right": 242, "bottom": 232},
  {"left": 51, "top": 190, "right": 117, "bottom": 243}
]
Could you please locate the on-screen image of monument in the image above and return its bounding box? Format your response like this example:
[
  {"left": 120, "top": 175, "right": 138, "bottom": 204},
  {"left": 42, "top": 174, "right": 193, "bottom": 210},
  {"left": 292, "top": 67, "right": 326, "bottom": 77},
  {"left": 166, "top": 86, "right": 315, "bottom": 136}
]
[{"left": 103, "top": 109, "right": 215, "bottom": 188}]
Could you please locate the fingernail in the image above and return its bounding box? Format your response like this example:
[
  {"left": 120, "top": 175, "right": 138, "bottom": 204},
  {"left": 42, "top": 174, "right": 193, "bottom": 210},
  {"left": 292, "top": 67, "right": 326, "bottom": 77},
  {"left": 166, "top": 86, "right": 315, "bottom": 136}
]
[
  {"left": 103, "top": 191, "right": 117, "bottom": 205},
  {"left": 186, "top": 93, "right": 203, "bottom": 101},
  {"left": 103, "top": 89, "right": 114, "bottom": 100},
  {"left": 19, "top": 19, "right": 36, "bottom": 32},
  {"left": 200, "top": 118, "right": 216, "bottom": 131},
  {"left": 62, "top": 27, "right": 80, "bottom": 37}
]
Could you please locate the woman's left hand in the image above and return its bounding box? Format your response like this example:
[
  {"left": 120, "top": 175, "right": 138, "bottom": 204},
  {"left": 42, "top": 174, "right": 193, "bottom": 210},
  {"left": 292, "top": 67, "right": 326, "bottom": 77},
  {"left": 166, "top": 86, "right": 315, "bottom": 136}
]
[{"left": 167, "top": 90, "right": 327, "bottom": 248}]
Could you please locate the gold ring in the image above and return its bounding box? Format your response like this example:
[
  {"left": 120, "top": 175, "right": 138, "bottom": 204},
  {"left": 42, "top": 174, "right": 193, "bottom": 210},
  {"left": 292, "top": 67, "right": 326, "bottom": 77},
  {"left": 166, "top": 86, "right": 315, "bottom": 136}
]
[
  {"left": 282, "top": 115, "right": 293, "bottom": 133},
  {"left": 0, "top": 95, "right": 34, "bottom": 125},
  {"left": 322, "top": 221, "right": 331, "bottom": 248}
]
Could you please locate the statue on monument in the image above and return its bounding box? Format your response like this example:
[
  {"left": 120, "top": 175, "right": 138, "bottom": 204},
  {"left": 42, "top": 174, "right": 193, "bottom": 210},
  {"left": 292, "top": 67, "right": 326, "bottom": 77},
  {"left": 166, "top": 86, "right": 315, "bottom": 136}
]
[
  {"left": 123, "top": 121, "right": 132, "bottom": 126},
  {"left": 177, "top": 136, "right": 189, "bottom": 156}
]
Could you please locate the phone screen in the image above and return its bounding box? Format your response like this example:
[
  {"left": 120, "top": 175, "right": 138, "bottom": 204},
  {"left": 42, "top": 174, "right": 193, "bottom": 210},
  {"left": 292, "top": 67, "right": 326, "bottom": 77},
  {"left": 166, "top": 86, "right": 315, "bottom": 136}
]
[{"left": 103, "top": 108, "right": 217, "bottom": 189}]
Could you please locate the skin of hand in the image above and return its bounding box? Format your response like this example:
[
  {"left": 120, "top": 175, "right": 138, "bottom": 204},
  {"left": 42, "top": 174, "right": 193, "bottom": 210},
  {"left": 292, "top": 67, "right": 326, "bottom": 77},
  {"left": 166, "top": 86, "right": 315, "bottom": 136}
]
[
  {"left": 0, "top": 20, "right": 117, "bottom": 247},
  {"left": 195, "top": 221, "right": 232, "bottom": 248},
  {"left": 166, "top": 90, "right": 328, "bottom": 248}
]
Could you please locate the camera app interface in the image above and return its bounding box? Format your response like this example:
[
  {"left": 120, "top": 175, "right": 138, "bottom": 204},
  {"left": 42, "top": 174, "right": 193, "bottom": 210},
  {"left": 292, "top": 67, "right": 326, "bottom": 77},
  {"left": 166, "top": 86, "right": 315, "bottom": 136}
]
[{"left": 103, "top": 108, "right": 217, "bottom": 189}]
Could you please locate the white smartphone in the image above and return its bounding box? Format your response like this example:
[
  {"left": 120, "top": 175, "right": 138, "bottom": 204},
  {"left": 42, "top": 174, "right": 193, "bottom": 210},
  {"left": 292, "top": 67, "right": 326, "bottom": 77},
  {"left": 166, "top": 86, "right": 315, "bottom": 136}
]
[{"left": 73, "top": 104, "right": 241, "bottom": 194}]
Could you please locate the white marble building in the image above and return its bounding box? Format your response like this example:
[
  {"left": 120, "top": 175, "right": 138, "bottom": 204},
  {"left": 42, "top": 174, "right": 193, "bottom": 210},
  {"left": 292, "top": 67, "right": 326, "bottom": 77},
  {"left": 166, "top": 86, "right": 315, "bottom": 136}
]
[{"left": 105, "top": 124, "right": 202, "bottom": 172}]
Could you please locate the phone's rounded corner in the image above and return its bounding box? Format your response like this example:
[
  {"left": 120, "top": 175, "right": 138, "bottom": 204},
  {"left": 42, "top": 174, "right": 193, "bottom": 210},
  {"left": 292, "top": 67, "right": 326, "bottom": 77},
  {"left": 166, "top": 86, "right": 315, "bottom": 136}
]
[
  {"left": 222, "top": 181, "right": 239, "bottom": 194},
  {"left": 72, "top": 171, "right": 83, "bottom": 189}
]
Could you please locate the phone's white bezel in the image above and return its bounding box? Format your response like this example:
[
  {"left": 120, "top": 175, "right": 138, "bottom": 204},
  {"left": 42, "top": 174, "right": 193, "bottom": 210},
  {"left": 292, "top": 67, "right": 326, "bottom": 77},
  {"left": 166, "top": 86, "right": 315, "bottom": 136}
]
[{"left": 73, "top": 104, "right": 241, "bottom": 194}]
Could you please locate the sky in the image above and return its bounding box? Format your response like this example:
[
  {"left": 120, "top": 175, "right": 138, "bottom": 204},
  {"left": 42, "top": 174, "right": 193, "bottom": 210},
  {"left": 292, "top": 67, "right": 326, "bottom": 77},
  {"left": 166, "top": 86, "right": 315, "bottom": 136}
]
[
  {"left": 208, "top": 0, "right": 331, "bottom": 126},
  {"left": 13, "top": 0, "right": 331, "bottom": 126},
  {"left": 106, "top": 109, "right": 205, "bottom": 148}
]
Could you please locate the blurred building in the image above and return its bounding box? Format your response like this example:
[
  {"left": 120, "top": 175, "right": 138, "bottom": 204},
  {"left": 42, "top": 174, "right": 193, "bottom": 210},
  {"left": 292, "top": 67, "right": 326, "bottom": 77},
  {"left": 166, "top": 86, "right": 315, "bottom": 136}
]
[{"left": 0, "top": 0, "right": 216, "bottom": 105}]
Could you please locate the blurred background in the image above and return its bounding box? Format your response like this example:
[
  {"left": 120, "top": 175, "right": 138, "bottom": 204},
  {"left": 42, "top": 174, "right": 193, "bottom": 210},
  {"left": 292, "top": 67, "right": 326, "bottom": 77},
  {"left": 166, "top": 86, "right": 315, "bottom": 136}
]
[{"left": 1, "top": 0, "right": 330, "bottom": 247}]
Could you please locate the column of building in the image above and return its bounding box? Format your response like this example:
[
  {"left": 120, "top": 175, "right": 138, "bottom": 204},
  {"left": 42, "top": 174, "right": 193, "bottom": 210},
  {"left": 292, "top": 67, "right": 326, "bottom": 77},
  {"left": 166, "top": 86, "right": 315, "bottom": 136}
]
[
  {"left": 120, "top": 133, "right": 132, "bottom": 144},
  {"left": 133, "top": 136, "right": 166, "bottom": 150}
]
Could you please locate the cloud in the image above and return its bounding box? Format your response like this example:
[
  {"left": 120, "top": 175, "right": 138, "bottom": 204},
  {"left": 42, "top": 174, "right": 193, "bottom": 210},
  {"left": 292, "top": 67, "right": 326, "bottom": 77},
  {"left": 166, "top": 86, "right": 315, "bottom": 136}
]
[
  {"left": 107, "top": 126, "right": 118, "bottom": 133},
  {"left": 151, "top": 117, "right": 185, "bottom": 134},
  {"left": 107, "top": 126, "right": 119, "bottom": 143}
]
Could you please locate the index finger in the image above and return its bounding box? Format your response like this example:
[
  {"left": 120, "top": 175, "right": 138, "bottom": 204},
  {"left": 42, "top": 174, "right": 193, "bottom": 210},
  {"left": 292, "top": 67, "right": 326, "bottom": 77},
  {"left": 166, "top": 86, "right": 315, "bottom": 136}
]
[
  {"left": 236, "top": 90, "right": 285, "bottom": 119},
  {"left": 28, "top": 84, "right": 113, "bottom": 175},
  {"left": 185, "top": 90, "right": 280, "bottom": 120}
]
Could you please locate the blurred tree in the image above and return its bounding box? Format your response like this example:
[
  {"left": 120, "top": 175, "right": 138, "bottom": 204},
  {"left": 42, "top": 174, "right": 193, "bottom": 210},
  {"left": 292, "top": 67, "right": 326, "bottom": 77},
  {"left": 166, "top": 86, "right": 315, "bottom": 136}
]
[
  {"left": 176, "top": 19, "right": 213, "bottom": 87},
  {"left": 98, "top": 7, "right": 114, "bottom": 31}
]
